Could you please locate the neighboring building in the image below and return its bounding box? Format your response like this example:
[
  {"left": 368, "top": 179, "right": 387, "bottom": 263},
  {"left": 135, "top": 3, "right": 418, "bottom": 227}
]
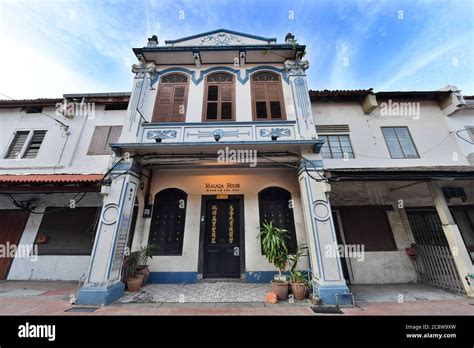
[
  {"left": 0, "top": 93, "right": 130, "bottom": 281},
  {"left": 310, "top": 89, "right": 474, "bottom": 292},
  {"left": 0, "top": 29, "right": 472, "bottom": 306}
]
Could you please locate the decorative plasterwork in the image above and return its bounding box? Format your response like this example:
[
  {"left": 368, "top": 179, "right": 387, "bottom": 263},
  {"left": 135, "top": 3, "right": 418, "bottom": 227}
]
[
  {"left": 284, "top": 59, "right": 309, "bottom": 75},
  {"left": 146, "top": 130, "right": 178, "bottom": 140},
  {"left": 150, "top": 66, "right": 289, "bottom": 87},
  {"left": 259, "top": 128, "right": 291, "bottom": 138},
  {"left": 199, "top": 33, "right": 244, "bottom": 46}
]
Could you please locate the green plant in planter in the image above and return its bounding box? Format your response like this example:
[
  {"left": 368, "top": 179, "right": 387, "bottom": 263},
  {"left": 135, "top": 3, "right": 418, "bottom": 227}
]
[
  {"left": 135, "top": 244, "right": 159, "bottom": 285},
  {"left": 288, "top": 244, "right": 309, "bottom": 300},
  {"left": 258, "top": 222, "right": 289, "bottom": 281},
  {"left": 125, "top": 250, "right": 140, "bottom": 279}
]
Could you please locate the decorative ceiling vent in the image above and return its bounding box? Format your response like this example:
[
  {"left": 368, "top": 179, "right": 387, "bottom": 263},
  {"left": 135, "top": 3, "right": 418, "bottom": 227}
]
[
  {"left": 316, "top": 125, "right": 350, "bottom": 133},
  {"left": 442, "top": 187, "right": 467, "bottom": 202}
]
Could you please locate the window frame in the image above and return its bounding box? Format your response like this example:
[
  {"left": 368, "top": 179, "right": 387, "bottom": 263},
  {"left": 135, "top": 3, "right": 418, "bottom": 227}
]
[
  {"left": 152, "top": 73, "right": 189, "bottom": 123},
  {"left": 250, "top": 71, "right": 286, "bottom": 121},
  {"left": 4, "top": 129, "right": 47, "bottom": 159},
  {"left": 202, "top": 72, "right": 236, "bottom": 122},
  {"left": 319, "top": 134, "right": 355, "bottom": 159},
  {"left": 381, "top": 126, "right": 420, "bottom": 159}
]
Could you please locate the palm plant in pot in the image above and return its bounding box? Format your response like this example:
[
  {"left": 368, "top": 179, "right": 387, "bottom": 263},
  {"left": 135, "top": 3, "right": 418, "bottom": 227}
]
[
  {"left": 136, "top": 244, "right": 159, "bottom": 285},
  {"left": 124, "top": 250, "right": 142, "bottom": 292},
  {"left": 288, "top": 245, "right": 309, "bottom": 300},
  {"left": 258, "top": 222, "right": 289, "bottom": 300}
]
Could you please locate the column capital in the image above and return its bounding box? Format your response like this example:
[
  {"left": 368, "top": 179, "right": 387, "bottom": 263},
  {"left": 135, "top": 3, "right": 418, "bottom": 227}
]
[{"left": 284, "top": 59, "right": 309, "bottom": 76}]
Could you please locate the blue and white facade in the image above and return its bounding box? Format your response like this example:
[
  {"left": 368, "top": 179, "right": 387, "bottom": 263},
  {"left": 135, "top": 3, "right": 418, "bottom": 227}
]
[{"left": 76, "top": 29, "right": 352, "bottom": 305}]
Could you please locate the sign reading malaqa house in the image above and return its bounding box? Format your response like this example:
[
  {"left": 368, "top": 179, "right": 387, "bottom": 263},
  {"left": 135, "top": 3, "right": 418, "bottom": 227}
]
[{"left": 205, "top": 182, "right": 240, "bottom": 193}]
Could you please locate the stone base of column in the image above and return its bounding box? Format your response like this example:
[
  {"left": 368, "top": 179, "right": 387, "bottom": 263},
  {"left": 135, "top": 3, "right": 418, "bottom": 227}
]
[
  {"left": 77, "top": 281, "right": 125, "bottom": 306},
  {"left": 312, "top": 280, "right": 352, "bottom": 305}
]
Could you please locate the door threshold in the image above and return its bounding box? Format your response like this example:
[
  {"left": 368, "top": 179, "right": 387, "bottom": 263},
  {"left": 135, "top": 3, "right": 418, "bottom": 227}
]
[{"left": 199, "top": 278, "right": 244, "bottom": 283}]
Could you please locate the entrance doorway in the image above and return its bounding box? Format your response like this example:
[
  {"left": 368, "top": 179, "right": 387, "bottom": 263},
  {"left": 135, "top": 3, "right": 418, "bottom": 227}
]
[{"left": 199, "top": 195, "right": 244, "bottom": 279}]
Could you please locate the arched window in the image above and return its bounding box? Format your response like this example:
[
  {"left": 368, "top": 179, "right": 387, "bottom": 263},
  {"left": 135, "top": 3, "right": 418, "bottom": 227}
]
[
  {"left": 203, "top": 72, "right": 235, "bottom": 121},
  {"left": 258, "top": 187, "right": 297, "bottom": 254},
  {"left": 251, "top": 71, "right": 286, "bottom": 120},
  {"left": 152, "top": 73, "right": 189, "bottom": 122},
  {"left": 148, "top": 188, "right": 187, "bottom": 255}
]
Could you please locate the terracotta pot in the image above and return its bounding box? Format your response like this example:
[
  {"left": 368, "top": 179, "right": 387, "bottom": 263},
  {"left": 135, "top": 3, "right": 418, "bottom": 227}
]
[
  {"left": 126, "top": 277, "right": 142, "bottom": 292},
  {"left": 290, "top": 283, "right": 307, "bottom": 300},
  {"left": 137, "top": 266, "right": 150, "bottom": 285},
  {"left": 271, "top": 280, "right": 289, "bottom": 300}
]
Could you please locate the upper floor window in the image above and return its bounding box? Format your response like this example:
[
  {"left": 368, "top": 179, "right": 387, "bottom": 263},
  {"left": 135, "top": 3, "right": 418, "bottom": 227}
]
[
  {"left": 87, "top": 126, "right": 122, "bottom": 155},
  {"left": 251, "top": 71, "right": 286, "bottom": 120},
  {"left": 320, "top": 134, "right": 355, "bottom": 159},
  {"left": 152, "top": 73, "right": 189, "bottom": 122},
  {"left": 382, "top": 127, "right": 419, "bottom": 159},
  {"left": 203, "top": 72, "right": 235, "bottom": 121},
  {"left": 4, "top": 130, "right": 47, "bottom": 159}
]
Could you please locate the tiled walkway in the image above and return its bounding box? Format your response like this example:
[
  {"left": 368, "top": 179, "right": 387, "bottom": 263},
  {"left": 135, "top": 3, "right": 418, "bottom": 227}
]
[
  {"left": 118, "top": 282, "right": 296, "bottom": 303},
  {"left": 0, "top": 280, "right": 472, "bottom": 315}
]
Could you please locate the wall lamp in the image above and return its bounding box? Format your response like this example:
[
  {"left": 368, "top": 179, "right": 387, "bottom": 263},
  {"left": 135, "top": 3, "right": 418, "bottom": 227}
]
[{"left": 154, "top": 136, "right": 163, "bottom": 143}]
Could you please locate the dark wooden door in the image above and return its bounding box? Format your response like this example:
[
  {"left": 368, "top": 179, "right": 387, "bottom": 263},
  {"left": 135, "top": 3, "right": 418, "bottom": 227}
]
[
  {"left": 203, "top": 198, "right": 240, "bottom": 278},
  {"left": 0, "top": 210, "right": 29, "bottom": 279}
]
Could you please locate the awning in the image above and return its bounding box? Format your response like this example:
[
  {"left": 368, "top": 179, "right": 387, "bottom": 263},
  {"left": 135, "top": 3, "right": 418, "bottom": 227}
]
[
  {"left": 325, "top": 166, "right": 474, "bottom": 180},
  {"left": 0, "top": 174, "right": 104, "bottom": 192},
  {"left": 0, "top": 174, "right": 103, "bottom": 183}
]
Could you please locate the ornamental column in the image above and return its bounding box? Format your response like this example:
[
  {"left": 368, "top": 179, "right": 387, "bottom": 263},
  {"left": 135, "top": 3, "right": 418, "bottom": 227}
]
[
  {"left": 297, "top": 163, "right": 351, "bottom": 304},
  {"left": 284, "top": 58, "right": 317, "bottom": 140},
  {"left": 77, "top": 160, "right": 141, "bottom": 306}
]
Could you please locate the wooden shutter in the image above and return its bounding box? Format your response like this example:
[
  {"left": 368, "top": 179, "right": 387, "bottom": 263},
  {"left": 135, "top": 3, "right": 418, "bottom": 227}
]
[
  {"left": 87, "top": 126, "right": 109, "bottom": 155},
  {"left": 104, "top": 126, "right": 122, "bottom": 155},
  {"left": 152, "top": 85, "right": 173, "bottom": 122},
  {"left": 170, "top": 85, "right": 187, "bottom": 122},
  {"left": 152, "top": 75, "right": 188, "bottom": 123}
]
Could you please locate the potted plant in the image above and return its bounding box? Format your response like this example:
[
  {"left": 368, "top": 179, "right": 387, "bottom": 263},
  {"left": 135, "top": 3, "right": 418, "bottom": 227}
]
[
  {"left": 124, "top": 250, "right": 142, "bottom": 292},
  {"left": 136, "top": 244, "right": 159, "bottom": 285},
  {"left": 288, "top": 245, "right": 309, "bottom": 300},
  {"left": 258, "top": 222, "right": 289, "bottom": 300}
]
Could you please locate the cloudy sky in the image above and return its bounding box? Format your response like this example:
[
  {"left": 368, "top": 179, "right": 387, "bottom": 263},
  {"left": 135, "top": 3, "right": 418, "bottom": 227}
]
[{"left": 0, "top": 0, "right": 472, "bottom": 99}]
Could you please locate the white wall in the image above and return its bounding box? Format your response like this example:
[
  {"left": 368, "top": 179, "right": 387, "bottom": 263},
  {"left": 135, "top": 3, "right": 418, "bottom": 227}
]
[
  {"left": 445, "top": 108, "right": 474, "bottom": 165},
  {"left": 312, "top": 100, "right": 470, "bottom": 168},
  {"left": 0, "top": 105, "right": 126, "bottom": 175}
]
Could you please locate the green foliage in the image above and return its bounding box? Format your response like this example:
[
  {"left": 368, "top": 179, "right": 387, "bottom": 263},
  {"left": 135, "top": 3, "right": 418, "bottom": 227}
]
[
  {"left": 124, "top": 244, "right": 159, "bottom": 279},
  {"left": 288, "top": 244, "right": 309, "bottom": 284},
  {"left": 258, "top": 222, "right": 289, "bottom": 278},
  {"left": 125, "top": 251, "right": 140, "bottom": 278},
  {"left": 136, "top": 244, "right": 159, "bottom": 265}
]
